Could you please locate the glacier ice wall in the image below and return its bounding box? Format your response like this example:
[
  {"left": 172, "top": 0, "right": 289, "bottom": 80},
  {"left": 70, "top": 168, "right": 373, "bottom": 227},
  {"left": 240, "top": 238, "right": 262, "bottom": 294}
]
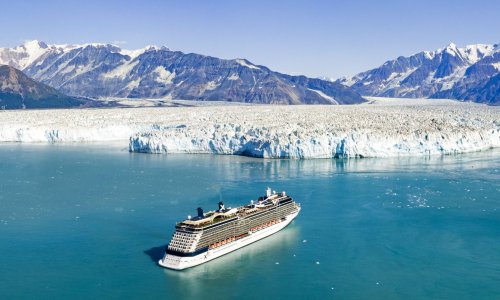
[
  {"left": 127, "top": 100, "right": 500, "bottom": 158},
  {"left": 0, "top": 100, "right": 498, "bottom": 158},
  {"left": 129, "top": 122, "right": 499, "bottom": 158}
]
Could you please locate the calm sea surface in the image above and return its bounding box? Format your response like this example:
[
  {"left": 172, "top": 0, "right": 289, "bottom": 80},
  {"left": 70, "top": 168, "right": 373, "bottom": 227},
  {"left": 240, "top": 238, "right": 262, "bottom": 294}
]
[{"left": 0, "top": 144, "right": 499, "bottom": 299}]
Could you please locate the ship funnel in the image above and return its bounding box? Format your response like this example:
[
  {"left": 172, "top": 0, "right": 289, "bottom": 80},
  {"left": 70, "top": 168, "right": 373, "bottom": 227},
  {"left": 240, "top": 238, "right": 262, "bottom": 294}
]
[
  {"left": 218, "top": 201, "right": 225, "bottom": 211},
  {"left": 197, "top": 207, "right": 204, "bottom": 218},
  {"left": 266, "top": 187, "right": 272, "bottom": 198}
]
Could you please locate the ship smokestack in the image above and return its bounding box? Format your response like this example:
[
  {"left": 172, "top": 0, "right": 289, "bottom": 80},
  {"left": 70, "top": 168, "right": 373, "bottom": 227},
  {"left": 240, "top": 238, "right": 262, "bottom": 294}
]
[
  {"left": 197, "top": 207, "right": 204, "bottom": 218},
  {"left": 266, "top": 187, "right": 272, "bottom": 198},
  {"left": 218, "top": 201, "right": 225, "bottom": 212}
]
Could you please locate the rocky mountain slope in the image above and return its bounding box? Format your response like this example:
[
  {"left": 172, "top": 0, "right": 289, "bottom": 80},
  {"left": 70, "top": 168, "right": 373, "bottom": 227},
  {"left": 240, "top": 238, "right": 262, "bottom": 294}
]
[
  {"left": 0, "top": 40, "right": 364, "bottom": 105},
  {"left": 0, "top": 65, "right": 87, "bottom": 109},
  {"left": 337, "top": 43, "right": 500, "bottom": 104}
]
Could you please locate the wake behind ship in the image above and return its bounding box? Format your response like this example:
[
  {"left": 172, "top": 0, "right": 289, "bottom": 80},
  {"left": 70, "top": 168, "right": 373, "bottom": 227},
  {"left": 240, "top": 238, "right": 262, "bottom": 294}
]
[{"left": 159, "top": 188, "right": 301, "bottom": 270}]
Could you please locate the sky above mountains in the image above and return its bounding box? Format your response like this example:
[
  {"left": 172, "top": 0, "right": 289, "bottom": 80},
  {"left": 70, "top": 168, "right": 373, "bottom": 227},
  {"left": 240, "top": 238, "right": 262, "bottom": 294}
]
[{"left": 1, "top": 0, "right": 498, "bottom": 79}]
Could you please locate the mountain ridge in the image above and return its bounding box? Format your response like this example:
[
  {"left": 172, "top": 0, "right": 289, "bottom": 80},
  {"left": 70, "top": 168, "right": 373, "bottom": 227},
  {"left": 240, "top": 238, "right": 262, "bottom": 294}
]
[
  {"left": 337, "top": 43, "right": 500, "bottom": 104},
  {"left": 1, "top": 40, "right": 365, "bottom": 105}
]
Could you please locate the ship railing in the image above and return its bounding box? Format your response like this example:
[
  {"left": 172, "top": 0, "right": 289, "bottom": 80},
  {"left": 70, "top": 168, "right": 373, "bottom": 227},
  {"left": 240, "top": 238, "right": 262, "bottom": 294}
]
[{"left": 178, "top": 214, "right": 237, "bottom": 228}]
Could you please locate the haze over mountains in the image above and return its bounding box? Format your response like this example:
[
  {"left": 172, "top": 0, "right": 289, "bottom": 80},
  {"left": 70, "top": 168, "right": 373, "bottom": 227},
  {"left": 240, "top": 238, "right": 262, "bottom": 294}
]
[
  {"left": 0, "top": 40, "right": 364, "bottom": 105},
  {"left": 338, "top": 43, "right": 500, "bottom": 105}
]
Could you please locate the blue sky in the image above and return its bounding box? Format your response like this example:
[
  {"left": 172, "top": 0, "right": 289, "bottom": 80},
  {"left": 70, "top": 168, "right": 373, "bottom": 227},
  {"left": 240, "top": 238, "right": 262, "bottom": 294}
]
[{"left": 1, "top": 0, "right": 498, "bottom": 78}]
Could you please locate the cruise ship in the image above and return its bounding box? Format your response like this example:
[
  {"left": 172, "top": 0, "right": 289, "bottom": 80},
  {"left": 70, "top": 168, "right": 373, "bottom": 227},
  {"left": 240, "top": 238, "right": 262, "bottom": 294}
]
[{"left": 159, "top": 188, "right": 301, "bottom": 270}]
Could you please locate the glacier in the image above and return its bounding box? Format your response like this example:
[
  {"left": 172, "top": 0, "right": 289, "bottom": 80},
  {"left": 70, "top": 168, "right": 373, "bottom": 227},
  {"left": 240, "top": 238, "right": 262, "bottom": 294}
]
[{"left": 0, "top": 98, "right": 498, "bottom": 159}]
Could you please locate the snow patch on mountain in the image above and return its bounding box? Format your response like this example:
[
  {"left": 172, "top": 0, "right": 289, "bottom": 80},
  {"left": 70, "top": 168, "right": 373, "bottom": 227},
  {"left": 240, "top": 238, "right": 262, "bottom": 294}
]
[
  {"left": 307, "top": 88, "right": 338, "bottom": 104},
  {"left": 205, "top": 80, "right": 219, "bottom": 90},
  {"left": 153, "top": 66, "right": 175, "bottom": 84},
  {"left": 462, "top": 44, "right": 495, "bottom": 63},
  {"left": 59, "top": 64, "right": 76, "bottom": 75},
  {"left": 0, "top": 40, "right": 48, "bottom": 69},
  {"left": 120, "top": 45, "right": 167, "bottom": 59},
  {"left": 16, "top": 40, "right": 48, "bottom": 68},
  {"left": 227, "top": 73, "right": 239, "bottom": 81},
  {"left": 235, "top": 59, "right": 260, "bottom": 70},
  {"left": 102, "top": 60, "right": 139, "bottom": 79},
  {"left": 125, "top": 78, "right": 141, "bottom": 90}
]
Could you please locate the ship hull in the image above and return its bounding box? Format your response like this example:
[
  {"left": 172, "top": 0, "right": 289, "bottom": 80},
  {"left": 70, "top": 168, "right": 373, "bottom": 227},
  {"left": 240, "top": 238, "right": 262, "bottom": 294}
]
[{"left": 158, "top": 209, "right": 300, "bottom": 270}]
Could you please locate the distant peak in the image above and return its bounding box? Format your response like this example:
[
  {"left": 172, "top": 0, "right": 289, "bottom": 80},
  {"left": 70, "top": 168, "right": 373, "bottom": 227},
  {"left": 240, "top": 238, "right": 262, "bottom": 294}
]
[
  {"left": 143, "top": 45, "right": 169, "bottom": 52},
  {"left": 12, "top": 40, "right": 172, "bottom": 55},
  {"left": 22, "top": 40, "right": 48, "bottom": 49},
  {"left": 446, "top": 42, "right": 457, "bottom": 49},
  {"left": 423, "top": 50, "right": 435, "bottom": 60},
  {"left": 442, "top": 42, "right": 460, "bottom": 57},
  {"left": 235, "top": 58, "right": 260, "bottom": 70}
]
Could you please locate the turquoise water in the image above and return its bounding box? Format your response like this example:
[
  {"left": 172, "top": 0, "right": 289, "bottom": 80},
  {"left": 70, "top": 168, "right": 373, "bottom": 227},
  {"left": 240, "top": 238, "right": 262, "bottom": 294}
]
[{"left": 0, "top": 144, "right": 499, "bottom": 299}]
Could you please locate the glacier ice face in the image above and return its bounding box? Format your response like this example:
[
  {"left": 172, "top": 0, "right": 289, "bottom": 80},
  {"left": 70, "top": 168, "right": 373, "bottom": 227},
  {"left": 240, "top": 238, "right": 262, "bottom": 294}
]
[
  {"left": 129, "top": 123, "right": 500, "bottom": 158},
  {"left": 126, "top": 99, "right": 500, "bottom": 158},
  {"left": 1, "top": 98, "right": 499, "bottom": 159}
]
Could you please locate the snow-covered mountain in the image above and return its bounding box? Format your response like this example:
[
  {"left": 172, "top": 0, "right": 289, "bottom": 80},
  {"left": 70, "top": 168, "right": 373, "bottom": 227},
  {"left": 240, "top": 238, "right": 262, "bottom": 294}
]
[
  {"left": 0, "top": 40, "right": 52, "bottom": 70},
  {"left": 0, "top": 40, "right": 364, "bottom": 105},
  {"left": 0, "top": 65, "right": 88, "bottom": 109},
  {"left": 337, "top": 43, "right": 500, "bottom": 104}
]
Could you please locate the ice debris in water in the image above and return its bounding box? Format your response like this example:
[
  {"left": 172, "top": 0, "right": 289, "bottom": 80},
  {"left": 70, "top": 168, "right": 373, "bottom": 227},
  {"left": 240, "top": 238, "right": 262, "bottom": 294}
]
[{"left": 406, "top": 194, "right": 429, "bottom": 208}]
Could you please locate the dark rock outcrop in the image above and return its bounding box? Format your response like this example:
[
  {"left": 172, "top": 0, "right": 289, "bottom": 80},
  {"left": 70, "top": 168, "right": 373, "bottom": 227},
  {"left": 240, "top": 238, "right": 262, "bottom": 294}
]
[{"left": 0, "top": 65, "right": 88, "bottom": 109}]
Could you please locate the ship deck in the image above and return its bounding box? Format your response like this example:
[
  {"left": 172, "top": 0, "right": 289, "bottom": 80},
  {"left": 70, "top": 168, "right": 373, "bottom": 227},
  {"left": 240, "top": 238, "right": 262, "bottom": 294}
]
[{"left": 176, "top": 194, "right": 291, "bottom": 230}]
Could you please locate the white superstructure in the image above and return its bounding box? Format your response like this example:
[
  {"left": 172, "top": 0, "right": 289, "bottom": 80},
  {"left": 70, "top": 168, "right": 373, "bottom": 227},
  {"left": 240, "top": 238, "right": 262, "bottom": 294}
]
[{"left": 158, "top": 188, "right": 301, "bottom": 270}]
